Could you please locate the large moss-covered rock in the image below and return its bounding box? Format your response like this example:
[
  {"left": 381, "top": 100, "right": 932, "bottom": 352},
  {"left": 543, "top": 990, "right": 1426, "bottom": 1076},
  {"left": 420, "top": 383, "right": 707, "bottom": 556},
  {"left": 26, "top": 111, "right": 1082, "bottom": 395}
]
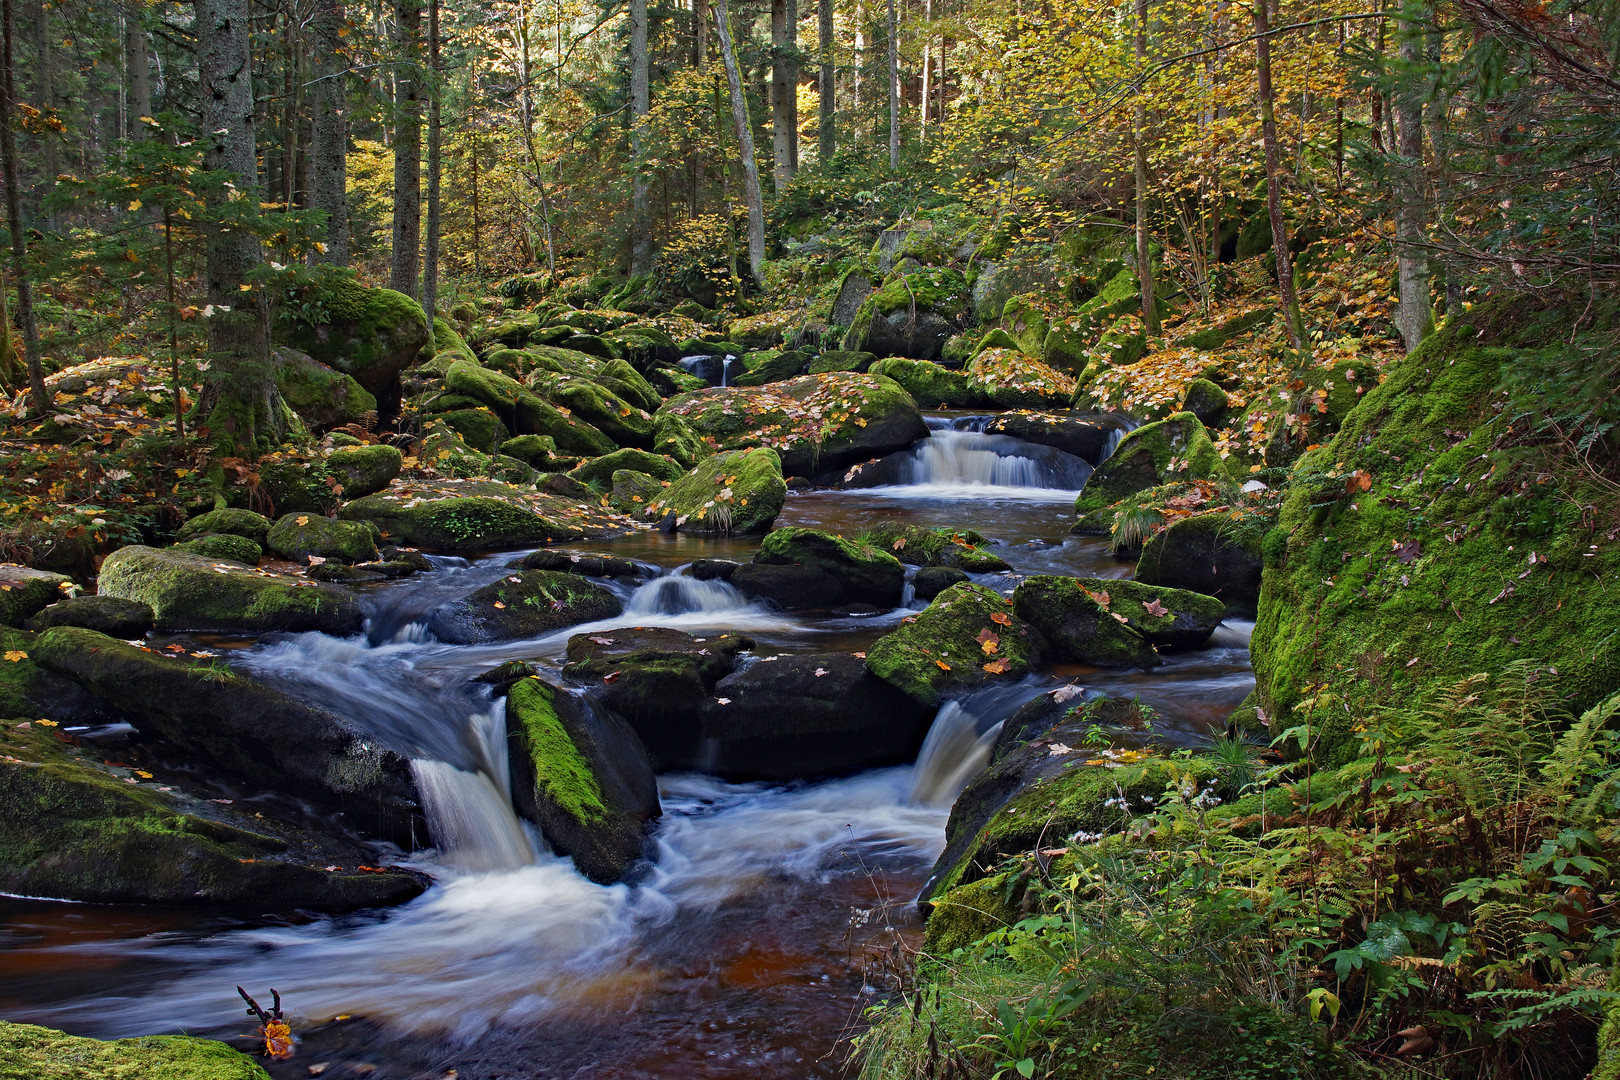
[
  {"left": 562, "top": 628, "right": 754, "bottom": 768},
  {"left": 1073, "top": 412, "right": 1226, "bottom": 517},
  {"left": 595, "top": 357, "right": 662, "bottom": 412},
  {"left": 0, "top": 1021, "right": 272, "bottom": 1080},
  {"left": 265, "top": 514, "right": 379, "bottom": 565},
  {"left": 273, "top": 271, "right": 430, "bottom": 393},
  {"left": 639, "top": 447, "right": 787, "bottom": 534},
  {"left": 175, "top": 508, "right": 271, "bottom": 546},
  {"left": 859, "top": 523, "right": 1012, "bottom": 572},
  {"left": 868, "top": 357, "right": 989, "bottom": 408},
  {"left": 651, "top": 410, "right": 709, "bottom": 467},
  {"left": 545, "top": 376, "right": 655, "bottom": 449},
  {"left": 0, "top": 564, "right": 71, "bottom": 627},
  {"left": 844, "top": 267, "right": 968, "bottom": 360},
  {"left": 1136, "top": 512, "right": 1265, "bottom": 612},
  {"left": 657, "top": 372, "right": 926, "bottom": 476},
  {"left": 698, "top": 652, "right": 932, "bottom": 779},
  {"left": 444, "top": 359, "right": 617, "bottom": 456},
  {"left": 731, "top": 348, "right": 808, "bottom": 387},
  {"left": 326, "top": 443, "right": 403, "bottom": 498},
  {"left": 427, "top": 570, "right": 622, "bottom": 644},
  {"left": 274, "top": 346, "right": 378, "bottom": 429},
  {"left": 966, "top": 349, "right": 1078, "bottom": 410},
  {"left": 567, "top": 447, "right": 684, "bottom": 488},
  {"left": 1011, "top": 575, "right": 1157, "bottom": 667},
  {"left": 609, "top": 469, "right": 666, "bottom": 515},
  {"left": 1252, "top": 301, "right": 1620, "bottom": 753},
  {"left": 340, "top": 478, "right": 635, "bottom": 549},
  {"left": 172, "top": 533, "right": 263, "bottom": 564},
  {"left": 1259, "top": 358, "right": 1378, "bottom": 468},
  {"left": 742, "top": 527, "right": 905, "bottom": 608},
  {"left": 505, "top": 676, "right": 660, "bottom": 884},
  {"left": 866, "top": 583, "right": 1044, "bottom": 706},
  {"left": 809, "top": 350, "right": 877, "bottom": 374},
  {"left": 31, "top": 627, "right": 421, "bottom": 844},
  {"left": 0, "top": 721, "right": 424, "bottom": 910},
  {"left": 25, "top": 594, "right": 154, "bottom": 637},
  {"left": 96, "top": 546, "right": 362, "bottom": 634}
]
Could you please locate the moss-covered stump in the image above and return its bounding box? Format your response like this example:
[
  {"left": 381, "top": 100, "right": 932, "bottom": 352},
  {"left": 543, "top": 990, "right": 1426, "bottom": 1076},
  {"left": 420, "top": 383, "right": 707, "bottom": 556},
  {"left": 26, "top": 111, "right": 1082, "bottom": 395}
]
[
  {"left": 567, "top": 448, "right": 684, "bottom": 488},
  {"left": 25, "top": 595, "right": 154, "bottom": 638},
  {"left": 173, "top": 532, "right": 263, "bottom": 565},
  {"left": 966, "top": 349, "right": 1078, "bottom": 410},
  {"left": 809, "top": 350, "right": 877, "bottom": 374},
  {"left": 640, "top": 447, "right": 786, "bottom": 534},
  {"left": 340, "top": 478, "right": 636, "bottom": 550},
  {"left": 274, "top": 346, "right": 378, "bottom": 430},
  {"left": 273, "top": 270, "right": 430, "bottom": 393},
  {"left": 31, "top": 627, "right": 421, "bottom": 844},
  {"left": 1136, "top": 512, "right": 1265, "bottom": 613},
  {"left": 656, "top": 372, "right": 927, "bottom": 477},
  {"left": 697, "top": 652, "right": 932, "bottom": 779},
  {"left": 505, "top": 676, "right": 660, "bottom": 884},
  {"left": 426, "top": 570, "right": 622, "bottom": 644},
  {"left": 0, "top": 722, "right": 425, "bottom": 909},
  {"left": 866, "top": 583, "right": 1043, "bottom": 706},
  {"left": 746, "top": 527, "right": 905, "bottom": 607},
  {"left": 1073, "top": 412, "right": 1226, "bottom": 517},
  {"left": 327, "top": 443, "right": 403, "bottom": 498},
  {"left": 264, "top": 514, "right": 379, "bottom": 565},
  {"left": 0, "top": 564, "right": 72, "bottom": 627},
  {"left": 1012, "top": 576, "right": 1171, "bottom": 666},
  {"left": 561, "top": 627, "right": 754, "bottom": 769},
  {"left": 96, "top": 546, "right": 362, "bottom": 635},
  {"left": 0, "top": 1021, "right": 272, "bottom": 1080},
  {"left": 859, "top": 523, "right": 1011, "bottom": 572},
  {"left": 175, "top": 508, "right": 272, "bottom": 546},
  {"left": 869, "top": 357, "right": 989, "bottom": 408},
  {"left": 1251, "top": 302, "right": 1620, "bottom": 753},
  {"left": 980, "top": 411, "right": 1132, "bottom": 466}
]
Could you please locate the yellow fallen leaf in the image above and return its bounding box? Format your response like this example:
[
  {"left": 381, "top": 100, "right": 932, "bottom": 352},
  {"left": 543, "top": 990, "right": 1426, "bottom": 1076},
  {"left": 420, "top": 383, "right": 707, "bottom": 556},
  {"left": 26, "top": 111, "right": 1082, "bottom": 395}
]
[
  {"left": 295, "top": 515, "right": 310, "bottom": 526},
  {"left": 2, "top": 650, "right": 26, "bottom": 662}
]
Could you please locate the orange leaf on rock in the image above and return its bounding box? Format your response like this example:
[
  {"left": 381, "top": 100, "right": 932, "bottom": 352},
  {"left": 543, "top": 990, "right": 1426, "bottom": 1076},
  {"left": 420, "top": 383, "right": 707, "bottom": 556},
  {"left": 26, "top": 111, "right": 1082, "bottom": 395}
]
[
  {"left": 983, "top": 659, "right": 1010, "bottom": 674},
  {"left": 990, "top": 612, "right": 1012, "bottom": 626},
  {"left": 935, "top": 659, "right": 952, "bottom": 671}
]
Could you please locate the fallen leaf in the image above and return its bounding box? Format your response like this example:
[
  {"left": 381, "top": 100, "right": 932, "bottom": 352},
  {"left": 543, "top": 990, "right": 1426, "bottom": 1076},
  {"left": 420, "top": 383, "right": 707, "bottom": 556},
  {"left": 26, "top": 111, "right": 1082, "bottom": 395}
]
[
  {"left": 588, "top": 636, "right": 616, "bottom": 645},
  {"left": 983, "top": 658, "right": 1010, "bottom": 674},
  {"left": 295, "top": 515, "right": 310, "bottom": 526},
  {"left": 492, "top": 601, "right": 506, "bottom": 609},
  {"left": 1048, "top": 742, "right": 1075, "bottom": 754},
  {"left": 1051, "top": 684, "right": 1083, "bottom": 703},
  {"left": 715, "top": 696, "right": 731, "bottom": 705},
  {"left": 990, "top": 611, "right": 1012, "bottom": 626},
  {"left": 1143, "top": 598, "right": 1169, "bottom": 617},
  {"left": 1111, "top": 611, "right": 1130, "bottom": 623},
  {"left": 814, "top": 667, "right": 829, "bottom": 676},
  {"left": 935, "top": 659, "right": 952, "bottom": 671},
  {"left": 2, "top": 650, "right": 26, "bottom": 662}
]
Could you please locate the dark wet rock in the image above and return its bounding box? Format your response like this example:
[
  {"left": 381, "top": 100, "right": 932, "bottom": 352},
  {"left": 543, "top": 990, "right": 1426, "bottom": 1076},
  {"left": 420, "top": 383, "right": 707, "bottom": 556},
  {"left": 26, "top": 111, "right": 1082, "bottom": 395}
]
[
  {"left": 472, "top": 659, "right": 537, "bottom": 690},
  {"left": 980, "top": 412, "right": 1133, "bottom": 466},
  {"left": 172, "top": 533, "right": 263, "bottom": 565},
  {"left": 698, "top": 652, "right": 932, "bottom": 779},
  {"left": 1135, "top": 513, "right": 1264, "bottom": 613},
  {"left": 426, "top": 570, "right": 622, "bottom": 644},
  {"left": 912, "top": 565, "right": 968, "bottom": 600},
  {"left": 689, "top": 559, "right": 739, "bottom": 581},
  {"left": 265, "top": 514, "right": 380, "bottom": 565},
  {"left": 174, "top": 508, "right": 272, "bottom": 547},
  {"left": 307, "top": 563, "right": 387, "bottom": 585},
  {"left": 514, "top": 549, "right": 643, "bottom": 579},
  {"left": 730, "top": 563, "right": 841, "bottom": 610},
  {"left": 745, "top": 527, "right": 906, "bottom": 608},
  {"left": 1011, "top": 576, "right": 1156, "bottom": 667},
  {"left": 866, "top": 582, "right": 1045, "bottom": 706},
  {"left": 25, "top": 595, "right": 154, "bottom": 638},
  {"left": 0, "top": 564, "right": 71, "bottom": 628},
  {"left": 96, "top": 546, "right": 363, "bottom": 635},
  {"left": 506, "top": 676, "right": 661, "bottom": 884},
  {"left": 31, "top": 627, "right": 421, "bottom": 845}
]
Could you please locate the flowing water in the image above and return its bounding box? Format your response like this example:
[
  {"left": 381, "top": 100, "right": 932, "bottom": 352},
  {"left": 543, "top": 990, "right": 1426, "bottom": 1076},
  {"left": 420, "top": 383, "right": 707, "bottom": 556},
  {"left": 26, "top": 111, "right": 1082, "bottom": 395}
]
[{"left": 0, "top": 418, "right": 1255, "bottom": 1078}]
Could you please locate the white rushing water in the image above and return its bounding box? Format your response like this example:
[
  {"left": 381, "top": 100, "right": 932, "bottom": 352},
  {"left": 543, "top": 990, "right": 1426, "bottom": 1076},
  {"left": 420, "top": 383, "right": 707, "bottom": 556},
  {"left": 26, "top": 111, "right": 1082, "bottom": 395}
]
[
  {"left": 910, "top": 699, "right": 1007, "bottom": 807},
  {"left": 856, "top": 428, "right": 1090, "bottom": 502}
]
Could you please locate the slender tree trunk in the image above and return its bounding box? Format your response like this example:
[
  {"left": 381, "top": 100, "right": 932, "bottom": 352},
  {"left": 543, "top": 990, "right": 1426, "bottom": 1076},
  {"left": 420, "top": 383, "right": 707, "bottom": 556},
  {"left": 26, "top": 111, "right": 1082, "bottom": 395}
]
[
  {"left": 164, "top": 211, "right": 182, "bottom": 440},
  {"left": 770, "top": 0, "right": 790, "bottom": 189},
  {"left": 1, "top": 0, "right": 47, "bottom": 414},
  {"left": 1133, "top": 0, "right": 1157, "bottom": 335},
  {"left": 310, "top": 0, "right": 349, "bottom": 262},
  {"left": 919, "top": 0, "right": 930, "bottom": 139},
  {"left": 853, "top": 2, "right": 863, "bottom": 129},
  {"left": 630, "top": 0, "right": 652, "bottom": 273},
  {"left": 817, "top": 0, "right": 833, "bottom": 161},
  {"left": 470, "top": 130, "right": 482, "bottom": 277},
  {"left": 712, "top": 0, "right": 764, "bottom": 281},
  {"left": 31, "top": 0, "right": 57, "bottom": 219},
  {"left": 390, "top": 0, "right": 422, "bottom": 298},
  {"left": 886, "top": 0, "right": 897, "bottom": 168},
  {"left": 1394, "top": 0, "right": 1431, "bottom": 350},
  {"left": 1253, "top": 0, "right": 1303, "bottom": 347},
  {"left": 786, "top": 0, "right": 798, "bottom": 173},
  {"left": 197, "top": 0, "right": 280, "bottom": 453},
  {"left": 423, "top": 0, "right": 441, "bottom": 319},
  {"left": 126, "top": 12, "right": 150, "bottom": 136},
  {"left": 693, "top": 0, "right": 708, "bottom": 64}
]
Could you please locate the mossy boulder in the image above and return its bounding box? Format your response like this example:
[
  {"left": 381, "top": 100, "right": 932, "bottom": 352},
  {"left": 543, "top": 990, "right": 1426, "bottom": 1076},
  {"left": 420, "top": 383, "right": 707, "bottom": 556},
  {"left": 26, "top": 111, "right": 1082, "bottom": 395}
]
[
  {"left": 265, "top": 514, "right": 380, "bottom": 565},
  {"left": 326, "top": 443, "right": 403, "bottom": 498},
  {"left": 545, "top": 376, "right": 655, "bottom": 449},
  {"left": 1181, "top": 377, "right": 1231, "bottom": 427},
  {"left": 640, "top": 447, "right": 787, "bottom": 534},
  {"left": 735, "top": 527, "right": 906, "bottom": 610},
  {"left": 651, "top": 410, "right": 709, "bottom": 467},
  {"left": 1251, "top": 300, "right": 1620, "bottom": 753},
  {"left": 726, "top": 309, "right": 801, "bottom": 349},
  {"left": 999, "top": 293, "right": 1052, "bottom": 357},
  {"left": 924, "top": 873, "right": 1019, "bottom": 951},
  {"left": 433, "top": 315, "right": 477, "bottom": 361},
  {"left": 427, "top": 569, "right": 622, "bottom": 644},
  {"left": 866, "top": 582, "right": 1044, "bottom": 706},
  {"left": 1011, "top": 575, "right": 1159, "bottom": 666},
  {"left": 501, "top": 434, "right": 575, "bottom": 471},
  {"left": 175, "top": 508, "right": 271, "bottom": 546},
  {"left": 1073, "top": 412, "right": 1226, "bottom": 517},
  {"left": 1136, "top": 512, "right": 1265, "bottom": 613},
  {"left": 340, "top": 478, "right": 634, "bottom": 549},
  {"left": 731, "top": 348, "right": 809, "bottom": 387},
  {"left": 435, "top": 407, "right": 511, "bottom": 453},
  {"left": 514, "top": 549, "right": 642, "bottom": 579},
  {"left": 274, "top": 346, "right": 378, "bottom": 430},
  {"left": 609, "top": 469, "right": 666, "bottom": 515},
  {"left": 809, "top": 350, "right": 877, "bottom": 374},
  {"left": 867, "top": 357, "right": 989, "bottom": 408},
  {"left": 1174, "top": 305, "right": 1274, "bottom": 351},
  {"left": 0, "top": 565, "right": 72, "bottom": 627},
  {"left": 966, "top": 348, "right": 1078, "bottom": 410},
  {"left": 595, "top": 356, "right": 663, "bottom": 412},
  {"left": 1260, "top": 358, "right": 1378, "bottom": 467},
  {"left": 505, "top": 676, "right": 660, "bottom": 884},
  {"left": 172, "top": 533, "right": 263, "bottom": 564},
  {"left": 562, "top": 628, "right": 754, "bottom": 768},
  {"left": 273, "top": 270, "right": 430, "bottom": 393},
  {"left": 31, "top": 627, "right": 421, "bottom": 844},
  {"left": 844, "top": 267, "right": 968, "bottom": 360},
  {"left": 25, "top": 594, "right": 154, "bottom": 637},
  {"left": 444, "top": 359, "right": 617, "bottom": 456},
  {"left": 0, "top": 1021, "right": 272, "bottom": 1080},
  {"left": 96, "top": 546, "right": 362, "bottom": 635},
  {"left": 858, "top": 523, "right": 1011, "bottom": 573},
  {"left": 567, "top": 448, "right": 684, "bottom": 488}
]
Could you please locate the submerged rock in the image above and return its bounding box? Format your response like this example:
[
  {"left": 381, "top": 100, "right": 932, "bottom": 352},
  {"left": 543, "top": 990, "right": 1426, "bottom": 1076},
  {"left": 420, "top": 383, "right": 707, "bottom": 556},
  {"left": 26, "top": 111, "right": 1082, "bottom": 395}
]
[
  {"left": 96, "top": 546, "right": 362, "bottom": 635},
  {"left": 427, "top": 570, "right": 622, "bottom": 644},
  {"left": 866, "top": 582, "right": 1044, "bottom": 706},
  {"left": 341, "top": 478, "right": 636, "bottom": 550},
  {"left": 505, "top": 676, "right": 660, "bottom": 884}
]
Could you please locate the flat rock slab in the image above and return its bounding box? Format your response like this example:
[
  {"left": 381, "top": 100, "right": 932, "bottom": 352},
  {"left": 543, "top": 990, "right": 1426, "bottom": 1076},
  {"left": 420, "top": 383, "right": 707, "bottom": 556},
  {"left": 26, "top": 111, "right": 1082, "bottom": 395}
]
[{"left": 341, "top": 478, "right": 637, "bottom": 550}]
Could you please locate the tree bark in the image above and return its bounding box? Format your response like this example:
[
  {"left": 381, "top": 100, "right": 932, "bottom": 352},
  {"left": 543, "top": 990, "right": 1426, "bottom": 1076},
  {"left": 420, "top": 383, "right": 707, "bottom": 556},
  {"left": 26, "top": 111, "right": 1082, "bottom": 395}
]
[
  {"left": 2, "top": 0, "right": 48, "bottom": 414},
  {"left": 1252, "top": 0, "right": 1303, "bottom": 347},
  {"left": 390, "top": 0, "right": 421, "bottom": 298},
  {"left": 630, "top": 0, "right": 652, "bottom": 273},
  {"left": 712, "top": 0, "right": 765, "bottom": 281},
  {"left": 770, "top": 0, "right": 790, "bottom": 190},
  {"left": 423, "top": 0, "right": 441, "bottom": 319},
  {"left": 197, "top": 0, "right": 281, "bottom": 453},
  {"left": 310, "top": 0, "right": 349, "bottom": 263},
  {"left": 693, "top": 0, "right": 708, "bottom": 65},
  {"left": 31, "top": 0, "right": 57, "bottom": 218},
  {"left": 817, "top": 0, "right": 833, "bottom": 161},
  {"left": 1133, "top": 0, "right": 1157, "bottom": 335},
  {"left": 919, "top": 0, "right": 930, "bottom": 139},
  {"left": 126, "top": 11, "right": 150, "bottom": 138},
  {"left": 886, "top": 0, "right": 897, "bottom": 168},
  {"left": 1394, "top": 0, "right": 1431, "bottom": 351}
]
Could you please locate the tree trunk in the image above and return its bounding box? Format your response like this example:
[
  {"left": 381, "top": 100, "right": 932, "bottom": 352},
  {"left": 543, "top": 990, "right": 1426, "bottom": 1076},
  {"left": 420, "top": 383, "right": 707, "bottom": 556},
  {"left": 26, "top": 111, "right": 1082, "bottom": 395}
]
[
  {"left": 1, "top": 0, "right": 47, "bottom": 414},
  {"left": 197, "top": 0, "right": 281, "bottom": 454},
  {"left": 886, "top": 0, "right": 897, "bottom": 168},
  {"left": 1133, "top": 0, "right": 1157, "bottom": 335},
  {"left": 919, "top": 0, "right": 930, "bottom": 139},
  {"left": 31, "top": 0, "right": 56, "bottom": 217},
  {"left": 630, "top": 0, "right": 652, "bottom": 273},
  {"left": 712, "top": 0, "right": 765, "bottom": 281},
  {"left": 390, "top": 0, "right": 421, "bottom": 298},
  {"left": 423, "top": 0, "right": 441, "bottom": 319},
  {"left": 1252, "top": 0, "right": 1303, "bottom": 347},
  {"left": 817, "top": 0, "right": 833, "bottom": 161},
  {"left": 126, "top": 12, "right": 150, "bottom": 137},
  {"left": 770, "top": 0, "right": 790, "bottom": 190},
  {"left": 310, "top": 0, "right": 349, "bottom": 263},
  {"left": 1394, "top": 0, "right": 1431, "bottom": 351},
  {"left": 693, "top": 0, "right": 708, "bottom": 65}
]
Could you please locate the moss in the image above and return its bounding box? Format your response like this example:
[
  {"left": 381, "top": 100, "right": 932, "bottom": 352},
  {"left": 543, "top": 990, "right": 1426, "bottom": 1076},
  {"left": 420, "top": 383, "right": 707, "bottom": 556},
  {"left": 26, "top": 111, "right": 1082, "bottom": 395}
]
[
  {"left": 731, "top": 348, "right": 809, "bottom": 387},
  {"left": 858, "top": 523, "right": 1010, "bottom": 572},
  {"left": 923, "top": 872, "right": 1018, "bottom": 952},
  {"left": 1260, "top": 358, "right": 1378, "bottom": 468},
  {"left": 0, "top": 1021, "right": 271, "bottom": 1080},
  {"left": 1073, "top": 412, "right": 1226, "bottom": 516},
  {"left": 1011, "top": 575, "right": 1157, "bottom": 666},
  {"left": 24, "top": 595, "right": 153, "bottom": 638},
  {"left": 173, "top": 533, "right": 263, "bottom": 564},
  {"left": 966, "top": 348, "right": 1077, "bottom": 410},
  {"left": 436, "top": 407, "right": 511, "bottom": 453},
  {"left": 595, "top": 357, "right": 662, "bottom": 412},
  {"left": 340, "top": 478, "right": 632, "bottom": 549},
  {"left": 998, "top": 293, "right": 1051, "bottom": 357},
  {"left": 868, "top": 357, "right": 988, "bottom": 408},
  {"left": 1181, "top": 378, "right": 1230, "bottom": 426},
  {"left": 0, "top": 565, "right": 72, "bottom": 627},
  {"left": 433, "top": 316, "right": 477, "bottom": 362},
  {"left": 1175, "top": 306, "right": 1274, "bottom": 351},
  {"left": 726, "top": 309, "right": 801, "bottom": 350},
  {"left": 544, "top": 377, "right": 654, "bottom": 448},
  {"left": 273, "top": 269, "right": 429, "bottom": 392},
  {"left": 325, "top": 444, "right": 402, "bottom": 497},
  {"left": 507, "top": 677, "right": 608, "bottom": 823},
  {"left": 175, "top": 508, "right": 271, "bottom": 546},
  {"left": 273, "top": 348, "right": 377, "bottom": 430},
  {"left": 651, "top": 410, "right": 709, "bottom": 467},
  {"left": 808, "top": 350, "right": 876, "bottom": 374},
  {"left": 754, "top": 527, "right": 906, "bottom": 603},
  {"left": 643, "top": 447, "right": 786, "bottom": 534},
  {"left": 96, "top": 546, "right": 362, "bottom": 634},
  {"left": 866, "top": 266, "right": 969, "bottom": 319},
  {"left": 444, "top": 359, "right": 616, "bottom": 456},
  {"left": 609, "top": 469, "right": 666, "bottom": 514},
  {"left": 867, "top": 582, "right": 1043, "bottom": 705},
  {"left": 500, "top": 434, "right": 563, "bottom": 467},
  {"left": 568, "top": 448, "right": 684, "bottom": 487},
  {"left": 265, "top": 514, "right": 379, "bottom": 564}
]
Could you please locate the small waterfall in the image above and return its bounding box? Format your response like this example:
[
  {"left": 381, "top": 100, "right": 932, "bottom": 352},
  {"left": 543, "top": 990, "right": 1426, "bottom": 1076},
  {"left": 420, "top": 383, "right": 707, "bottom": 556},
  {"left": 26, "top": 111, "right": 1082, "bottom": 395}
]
[
  {"left": 720, "top": 356, "right": 733, "bottom": 387},
  {"left": 623, "top": 572, "right": 752, "bottom": 616},
  {"left": 410, "top": 707, "right": 537, "bottom": 872},
  {"left": 910, "top": 701, "right": 1005, "bottom": 807},
  {"left": 677, "top": 354, "right": 738, "bottom": 389},
  {"left": 1097, "top": 426, "right": 1125, "bottom": 464},
  {"left": 907, "top": 431, "right": 1053, "bottom": 487}
]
